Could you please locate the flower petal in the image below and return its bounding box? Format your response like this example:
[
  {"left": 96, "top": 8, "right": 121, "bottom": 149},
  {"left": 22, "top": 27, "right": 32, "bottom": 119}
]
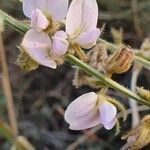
[
  {"left": 66, "top": 0, "right": 98, "bottom": 35},
  {"left": 99, "top": 101, "right": 117, "bottom": 129},
  {"left": 23, "top": 0, "right": 46, "bottom": 18},
  {"left": 45, "top": 0, "right": 69, "bottom": 21},
  {"left": 69, "top": 110, "right": 100, "bottom": 130},
  {"left": 54, "top": 31, "right": 68, "bottom": 39},
  {"left": 75, "top": 28, "right": 100, "bottom": 49},
  {"left": 23, "top": 0, "right": 68, "bottom": 21},
  {"left": 52, "top": 31, "right": 69, "bottom": 56},
  {"left": 64, "top": 92, "right": 98, "bottom": 123},
  {"left": 22, "top": 29, "right": 56, "bottom": 69},
  {"left": 103, "top": 117, "right": 117, "bottom": 130},
  {"left": 31, "top": 9, "right": 49, "bottom": 32}
]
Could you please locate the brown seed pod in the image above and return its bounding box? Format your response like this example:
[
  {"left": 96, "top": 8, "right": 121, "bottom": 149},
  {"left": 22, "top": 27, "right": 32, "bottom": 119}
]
[{"left": 105, "top": 46, "right": 134, "bottom": 74}]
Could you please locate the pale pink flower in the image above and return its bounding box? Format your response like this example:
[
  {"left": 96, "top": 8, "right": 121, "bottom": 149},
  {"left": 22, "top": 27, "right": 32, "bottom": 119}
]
[
  {"left": 51, "top": 0, "right": 101, "bottom": 57},
  {"left": 22, "top": 0, "right": 69, "bottom": 68},
  {"left": 30, "top": 9, "right": 49, "bottom": 32},
  {"left": 65, "top": 0, "right": 100, "bottom": 49},
  {"left": 64, "top": 92, "right": 117, "bottom": 130},
  {"left": 22, "top": 29, "right": 57, "bottom": 69},
  {"left": 51, "top": 31, "right": 69, "bottom": 56},
  {"left": 23, "top": 0, "right": 69, "bottom": 21}
]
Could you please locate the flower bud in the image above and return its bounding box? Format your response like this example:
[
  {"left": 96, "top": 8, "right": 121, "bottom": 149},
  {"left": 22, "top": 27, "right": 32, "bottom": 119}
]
[
  {"left": 87, "top": 44, "right": 108, "bottom": 73},
  {"left": 73, "top": 44, "right": 108, "bottom": 89},
  {"left": 111, "top": 27, "right": 123, "bottom": 45},
  {"left": 16, "top": 46, "right": 39, "bottom": 72},
  {"left": 141, "top": 38, "right": 150, "bottom": 60},
  {"left": 141, "top": 38, "right": 150, "bottom": 52},
  {"left": 122, "top": 115, "right": 150, "bottom": 150},
  {"left": 105, "top": 46, "right": 134, "bottom": 74},
  {"left": 137, "top": 87, "right": 150, "bottom": 102}
]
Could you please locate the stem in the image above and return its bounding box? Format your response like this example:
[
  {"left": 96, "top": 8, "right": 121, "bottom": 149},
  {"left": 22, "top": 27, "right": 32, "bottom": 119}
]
[
  {"left": 0, "top": 9, "right": 29, "bottom": 34},
  {"left": 65, "top": 54, "right": 150, "bottom": 107},
  {"left": 129, "top": 66, "right": 141, "bottom": 128},
  {"left": 0, "top": 32, "right": 18, "bottom": 137}
]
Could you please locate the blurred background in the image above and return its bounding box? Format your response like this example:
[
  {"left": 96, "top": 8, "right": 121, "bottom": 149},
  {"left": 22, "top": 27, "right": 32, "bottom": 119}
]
[{"left": 0, "top": 0, "right": 150, "bottom": 149}]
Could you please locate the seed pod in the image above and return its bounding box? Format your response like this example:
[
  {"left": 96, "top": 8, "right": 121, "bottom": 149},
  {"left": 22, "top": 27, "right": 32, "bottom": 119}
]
[
  {"left": 122, "top": 115, "right": 150, "bottom": 150},
  {"left": 73, "top": 44, "right": 108, "bottom": 89},
  {"left": 105, "top": 46, "right": 134, "bottom": 74}
]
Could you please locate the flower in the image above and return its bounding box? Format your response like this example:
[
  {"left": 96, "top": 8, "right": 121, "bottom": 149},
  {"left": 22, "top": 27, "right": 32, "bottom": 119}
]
[
  {"left": 23, "top": 0, "right": 69, "bottom": 22},
  {"left": 52, "top": 0, "right": 101, "bottom": 59},
  {"left": 66, "top": 0, "right": 100, "bottom": 49},
  {"left": 22, "top": 29, "right": 57, "bottom": 69},
  {"left": 22, "top": 0, "right": 69, "bottom": 69},
  {"left": 51, "top": 31, "right": 69, "bottom": 56},
  {"left": 64, "top": 92, "right": 117, "bottom": 130}
]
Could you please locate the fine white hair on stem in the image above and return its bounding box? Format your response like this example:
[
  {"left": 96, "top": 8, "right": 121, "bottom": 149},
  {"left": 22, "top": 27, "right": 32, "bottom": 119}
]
[{"left": 129, "top": 66, "right": 141, "bottom": 128}]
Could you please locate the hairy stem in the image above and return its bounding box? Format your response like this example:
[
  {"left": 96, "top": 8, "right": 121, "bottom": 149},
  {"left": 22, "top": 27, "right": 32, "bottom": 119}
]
[{"left": 65, "top": 54, "right": 150, "bottom": 107}]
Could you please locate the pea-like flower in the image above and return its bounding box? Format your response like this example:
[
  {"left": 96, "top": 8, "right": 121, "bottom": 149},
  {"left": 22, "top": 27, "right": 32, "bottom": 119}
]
[
  {"left": 64, "top": 92, "right": 117, "bottom": 130},
  {"left": 52, "top": 0, "right": 101, "bottom": 59},
  {"left": 66, "top": 0, "right": 100, "bottom": 49},
  {"left": 23, "top": 0, "right": 69, "bottom": 23},
  {"left": 22, "top": 0, "right": 69, "bottom": 69}
]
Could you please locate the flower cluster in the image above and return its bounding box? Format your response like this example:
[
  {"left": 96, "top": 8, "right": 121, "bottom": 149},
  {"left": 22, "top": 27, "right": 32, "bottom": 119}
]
[
  {"left": 21, "top": 0, "right": 100, "bottom": 69},
  {"left": 21, "top": 0, "right": 127, "bottom": 131}
]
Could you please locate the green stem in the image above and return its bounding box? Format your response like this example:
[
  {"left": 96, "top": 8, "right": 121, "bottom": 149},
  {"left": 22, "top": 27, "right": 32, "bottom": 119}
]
[
  {"left": 65, "top": 54, "right": 150, "bottom": 107},
  {"left": 0, "top": 9, "right": 29, "bottom": 34},
  {"left": 0, "top": 9, "right": 150, "bottom": 107}
]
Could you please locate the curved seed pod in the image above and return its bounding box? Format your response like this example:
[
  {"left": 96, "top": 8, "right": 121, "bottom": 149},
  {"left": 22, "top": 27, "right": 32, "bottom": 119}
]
[{"left": 106, "top": 46, "right": 134, "bottom": 74}]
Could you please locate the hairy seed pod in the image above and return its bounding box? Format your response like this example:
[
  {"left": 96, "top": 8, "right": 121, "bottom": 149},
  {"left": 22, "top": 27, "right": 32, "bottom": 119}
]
[
  {"left": 73, "top": 44, "right": 108, "bottom": 89},
  {"left": 105, "top": 46, "right": 134, "bottom": 74},
  {"left": 87, "top": 43, "right": 108, "bottom": 73}
]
